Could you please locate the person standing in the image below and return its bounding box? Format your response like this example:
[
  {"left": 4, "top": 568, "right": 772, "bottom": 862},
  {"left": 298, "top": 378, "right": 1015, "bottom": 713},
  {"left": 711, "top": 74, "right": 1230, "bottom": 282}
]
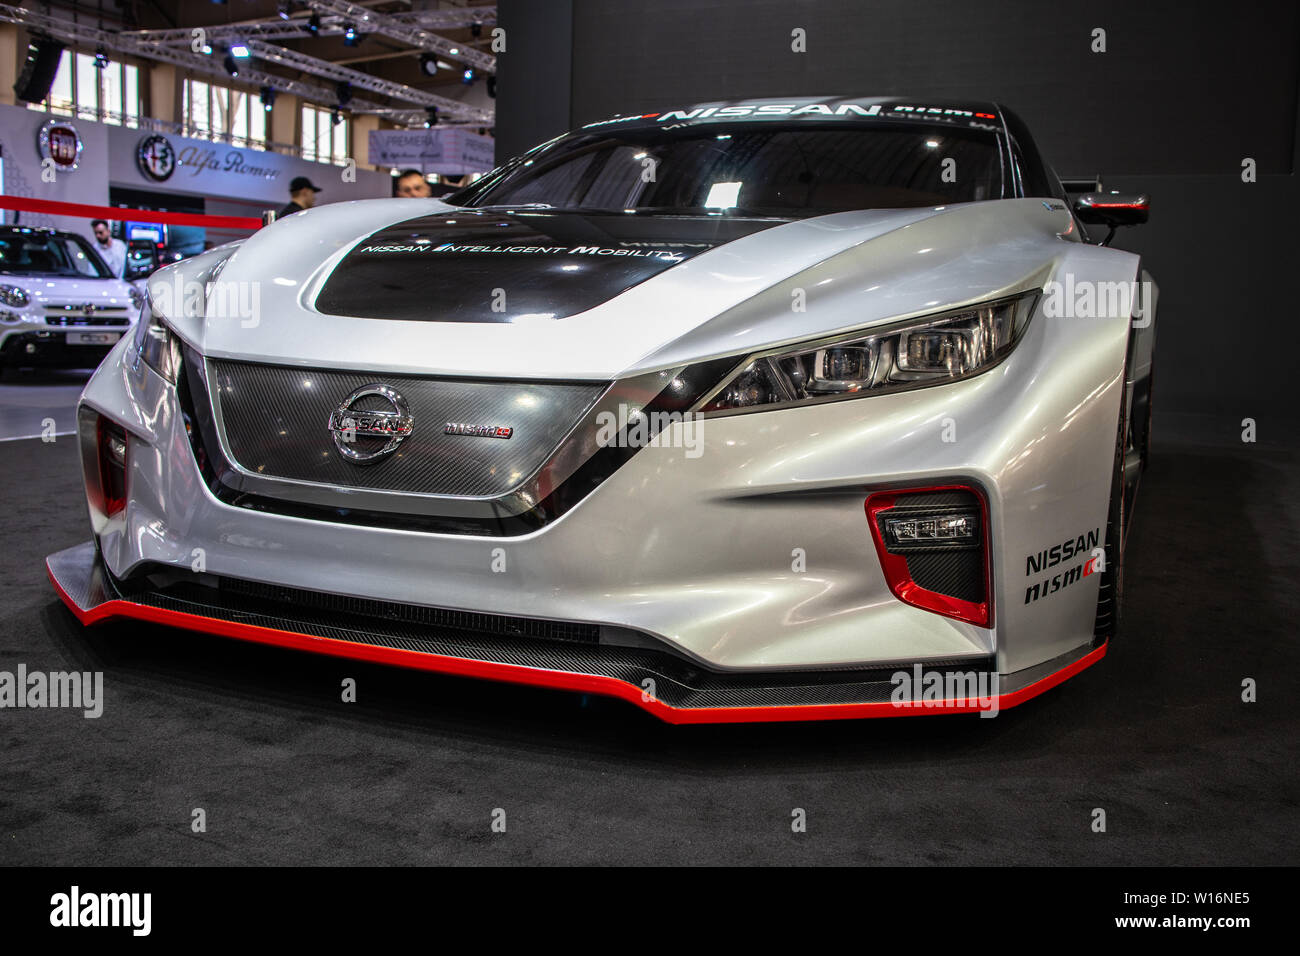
[
  {"left": 278, "top": 176, "right": 322, "bottom": 219},
  {"left": 89, "top": 219, "right": 126, "bottom": 277}
]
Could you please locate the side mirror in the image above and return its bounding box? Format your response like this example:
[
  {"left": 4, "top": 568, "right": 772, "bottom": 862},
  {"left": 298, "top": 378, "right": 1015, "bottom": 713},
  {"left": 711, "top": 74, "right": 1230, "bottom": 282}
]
[
  {"left": 1072, "top": 192, "right": 1149, "bottom": 245},
  {"left": 123, "top": 259, "right": 152, "bottom": 282},
  {"left": 123, "top": 242, "right": 160, "bottom": 281}
]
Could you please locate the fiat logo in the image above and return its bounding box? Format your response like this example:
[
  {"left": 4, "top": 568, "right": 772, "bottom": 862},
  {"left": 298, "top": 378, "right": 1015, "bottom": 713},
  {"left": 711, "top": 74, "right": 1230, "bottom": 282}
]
[{"left": 327, "top": 384, "right": 414, "bottom": 464}]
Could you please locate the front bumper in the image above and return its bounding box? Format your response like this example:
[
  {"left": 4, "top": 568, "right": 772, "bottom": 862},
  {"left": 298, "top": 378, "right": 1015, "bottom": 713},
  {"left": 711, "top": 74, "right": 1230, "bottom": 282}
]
[
  {"left": 47, "top": 540, "right": 1107, "bottom": 723},
  {"left": 54, "top": 300, "right": 1125, "bottom": 722}
]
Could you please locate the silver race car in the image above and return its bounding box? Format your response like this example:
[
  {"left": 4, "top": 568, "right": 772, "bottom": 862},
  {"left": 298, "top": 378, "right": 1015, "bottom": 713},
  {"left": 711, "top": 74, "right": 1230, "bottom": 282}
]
[{"left": 47, "top": 97, "right": 1156, "bottom": 722}]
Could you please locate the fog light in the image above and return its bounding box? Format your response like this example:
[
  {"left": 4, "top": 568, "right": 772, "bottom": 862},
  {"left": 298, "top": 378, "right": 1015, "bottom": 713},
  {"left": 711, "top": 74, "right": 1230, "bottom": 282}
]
[
  {"left": 881, "top": 511, "right": 979, "bottom": 550},
  {"left": 866, "top": 486, "right": 990, "bottom": 627},
  {"left": 25, "top": 342, "right": 36, "bottom": 354}
]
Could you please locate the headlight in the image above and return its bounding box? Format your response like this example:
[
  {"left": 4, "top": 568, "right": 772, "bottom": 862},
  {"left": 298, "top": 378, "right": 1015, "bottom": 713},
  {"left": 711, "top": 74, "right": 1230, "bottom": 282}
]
[
  {"left": 0, "top": 283, "right": 30, "bottom": 308},
  {"left": 700, "top": 292, "right": 1038, "bottom": 413},
  {"left": 128, "top": 287, "right": 145, "bottom": 312},
  {"left": 131, "top": 297, "right": 181, "bottom": 383}
]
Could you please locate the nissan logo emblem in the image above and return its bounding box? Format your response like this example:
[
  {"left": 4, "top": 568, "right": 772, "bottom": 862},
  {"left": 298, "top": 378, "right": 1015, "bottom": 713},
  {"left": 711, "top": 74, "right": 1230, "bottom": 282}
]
[{"left": 327, "top": 384, "right": 414, "bottom": 463}]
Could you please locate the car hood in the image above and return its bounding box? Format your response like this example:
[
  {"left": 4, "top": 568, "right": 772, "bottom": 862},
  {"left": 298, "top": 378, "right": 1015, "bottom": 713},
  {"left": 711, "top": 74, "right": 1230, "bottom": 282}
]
[
  {"left": 314, "top": 209, "right": 787, "bottom": 323},
  {"left": 159, "top": 196, "right": 1083, "bottom": 380}
]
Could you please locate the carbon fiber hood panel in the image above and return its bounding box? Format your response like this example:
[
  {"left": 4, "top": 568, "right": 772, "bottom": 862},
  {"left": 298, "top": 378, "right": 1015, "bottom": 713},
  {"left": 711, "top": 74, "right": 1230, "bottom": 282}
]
[
  {"left": 314, "top": 209, "right": 781, "bottom": 323},
  {"left": 208, "top": 358, "right": 606, "bottom": 498}
]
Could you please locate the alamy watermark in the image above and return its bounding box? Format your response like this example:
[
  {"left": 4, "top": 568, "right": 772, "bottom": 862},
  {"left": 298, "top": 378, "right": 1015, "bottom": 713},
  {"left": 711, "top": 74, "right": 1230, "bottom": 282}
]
[
  {"left": 50, "top": 886, "right": 150, "bottom": 936},
  {"left": 1042, "top": 276, "right": 1154, "bottom": 327},
  {"left": 0, "top": 665, "right": 103, "bottom": 718},
  {"left": 594, "top": 404, "right": 705, "bottom": 459},
  {"left": 147, "top": 272, "right": 262, "bottom": 328},
  {"left": 890, "top": 664, "right": 1000, "bottom": 717}
]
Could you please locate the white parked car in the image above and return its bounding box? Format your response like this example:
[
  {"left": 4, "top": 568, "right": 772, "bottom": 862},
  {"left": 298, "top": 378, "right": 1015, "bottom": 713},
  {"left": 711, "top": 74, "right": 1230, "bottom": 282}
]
[{"left": 0, "top": 225, "right": 144, "bottom": 373}]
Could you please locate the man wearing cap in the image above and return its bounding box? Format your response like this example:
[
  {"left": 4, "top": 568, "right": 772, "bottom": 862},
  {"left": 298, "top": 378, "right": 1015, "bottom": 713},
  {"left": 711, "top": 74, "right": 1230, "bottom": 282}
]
[{"left": 278, "top": 176, "right": 322, "bottom": 219}]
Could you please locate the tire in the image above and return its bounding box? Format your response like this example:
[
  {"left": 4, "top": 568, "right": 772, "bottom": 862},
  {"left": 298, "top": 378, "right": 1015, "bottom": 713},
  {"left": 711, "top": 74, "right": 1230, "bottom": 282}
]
[{"left": 1093, "top": 401, "right": 1127, "bottom": 644}]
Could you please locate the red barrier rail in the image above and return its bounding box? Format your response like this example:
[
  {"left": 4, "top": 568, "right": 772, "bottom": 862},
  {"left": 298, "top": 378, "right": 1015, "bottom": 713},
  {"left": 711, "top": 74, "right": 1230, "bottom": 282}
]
[{"left": 0, "top": 194, "right": 264, "bottom": 230}]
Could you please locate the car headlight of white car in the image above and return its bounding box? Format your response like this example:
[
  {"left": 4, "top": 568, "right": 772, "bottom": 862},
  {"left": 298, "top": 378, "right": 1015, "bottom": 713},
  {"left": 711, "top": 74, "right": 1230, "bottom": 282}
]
[
  {"left": 131, "top": 298, "right": 181, "bottom": 382},
  {"left": 701, "top": 290, "right": 1038, "bottom": 413},
  {"left": 0, "top": 282, "right": 30, "bottom": 309}
]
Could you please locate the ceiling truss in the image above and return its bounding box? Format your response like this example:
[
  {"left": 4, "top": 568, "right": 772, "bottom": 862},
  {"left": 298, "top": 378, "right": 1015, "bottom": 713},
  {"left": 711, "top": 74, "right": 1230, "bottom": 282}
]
[{"left": 0, "top": 2, "right": 495, "bottom": 126}]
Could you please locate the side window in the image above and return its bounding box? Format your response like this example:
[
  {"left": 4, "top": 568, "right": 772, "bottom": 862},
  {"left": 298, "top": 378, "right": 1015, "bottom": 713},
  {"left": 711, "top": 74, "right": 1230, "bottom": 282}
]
[
  {"left": 1009, "top": 140, "right": 1028, "bottom": 198},
  {"left": 1043, "top": 163, "right": 1070, "bottom": 204},
  {"left": 1009, "top": 138, "right": 1068, "bottom": 202},
  {"left": 1045, "top": 163, "right": 1093, "bottom": 242}
]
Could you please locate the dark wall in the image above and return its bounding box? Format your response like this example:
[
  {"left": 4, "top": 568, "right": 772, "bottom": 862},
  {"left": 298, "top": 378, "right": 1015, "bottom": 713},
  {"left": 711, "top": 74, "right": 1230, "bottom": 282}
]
[
  {"left": 495, "top": 0, "right": 573, "bottom": 163},
  {"left": 497, "top": 0, "right": 1300, "bottom": 419}
]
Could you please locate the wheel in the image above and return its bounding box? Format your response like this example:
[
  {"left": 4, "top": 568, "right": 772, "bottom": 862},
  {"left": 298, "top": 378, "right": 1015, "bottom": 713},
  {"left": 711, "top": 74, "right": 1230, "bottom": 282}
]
[{"left": 1093, "top": 399, "right": 1127, "bottom": 644}]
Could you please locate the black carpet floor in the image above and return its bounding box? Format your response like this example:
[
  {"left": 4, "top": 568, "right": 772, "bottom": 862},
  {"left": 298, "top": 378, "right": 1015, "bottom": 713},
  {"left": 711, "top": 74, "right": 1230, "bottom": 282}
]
[{"left": 1, "top": 421, "right": 1296, "bottom": 866}]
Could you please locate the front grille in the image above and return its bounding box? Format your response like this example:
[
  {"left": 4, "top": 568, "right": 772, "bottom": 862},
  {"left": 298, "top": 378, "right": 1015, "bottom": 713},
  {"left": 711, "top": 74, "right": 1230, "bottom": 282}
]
[
  {"left": 216, "top": 576, "right": 600, "bottom": 645},
  {"left": 177, "top": 346, "right": 743, "bottom": 536},
  {"left": 208, "top": 358, "right": 605, "bottom": 498},
  {"left": 44, "top": 308, "right": 131, "bottom": 327}
]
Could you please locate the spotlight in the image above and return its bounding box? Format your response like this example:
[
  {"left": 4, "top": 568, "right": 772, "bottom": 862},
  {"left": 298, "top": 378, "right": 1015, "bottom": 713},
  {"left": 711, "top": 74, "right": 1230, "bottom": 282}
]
[
  {"left": 424, "top": 106, "right": 439, "bottom": 128},
  {"left": 277, "top": 0, "right": 292, "bottom": 19},
  {"left": 229, "top": 42, "right": 251, "bottom": 58},
  {"left": 342, "top": 22, "right": 360, "bottom": 46},
  {"left": 486, "top": 75, "right": 496, "bottom": 99},
  {"left": 93, "top": 46, "right": 109, "bottom": 69},
  {"left": 331, "top": 110, "right": 343, "bottom": 127},
  {"left": 462, "top": 68, "right": 475, "bottom": 84},
  {"left": 447, "top": 46, "right": 460, "bottom": 55},
  {"left": 259, "top": 86, "right": 276, "bottom": 112},
  {"left": 470, "top": 22, "right": 482, "bottom": 39},
  {"left": 305, "top": 12, "right": 321, "bottom": 35},
  {"left": 222, "top": 53, "right": 239, "bottom": 76},
  {"left": 419, "top": 52, "right": 438, "bottom": 77},
  {"left": 335, "top": 80, "right": 353, "bottom": 107}
]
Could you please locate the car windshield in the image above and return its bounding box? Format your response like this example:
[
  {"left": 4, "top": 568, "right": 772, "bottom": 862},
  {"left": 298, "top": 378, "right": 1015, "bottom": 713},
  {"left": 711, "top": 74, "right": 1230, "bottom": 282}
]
[
  {"left": 0, "top": 232, "right": 111, "bottom": 278},
  {"left": 455, "top": 123, "right": 1005, "bottom": 216}
]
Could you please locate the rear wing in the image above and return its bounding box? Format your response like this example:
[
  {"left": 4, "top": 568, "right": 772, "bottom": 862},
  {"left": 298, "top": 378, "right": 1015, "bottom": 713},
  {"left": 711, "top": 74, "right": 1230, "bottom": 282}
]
[{"left": 1060, "top": 176, "right": 1104, "bottom": 193}]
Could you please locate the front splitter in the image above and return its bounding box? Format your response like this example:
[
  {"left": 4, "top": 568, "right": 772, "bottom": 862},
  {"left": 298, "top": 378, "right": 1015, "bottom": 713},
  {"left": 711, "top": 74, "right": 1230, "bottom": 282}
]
[{"left": 46, "top": 541, "right": 1107, "bottom": 724}]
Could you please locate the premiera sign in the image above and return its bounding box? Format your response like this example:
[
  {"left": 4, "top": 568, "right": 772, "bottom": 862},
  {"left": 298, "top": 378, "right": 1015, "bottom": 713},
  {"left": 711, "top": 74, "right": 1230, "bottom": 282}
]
[{"left": 368, "top": 128, "right": 496, "bottom": 174}]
